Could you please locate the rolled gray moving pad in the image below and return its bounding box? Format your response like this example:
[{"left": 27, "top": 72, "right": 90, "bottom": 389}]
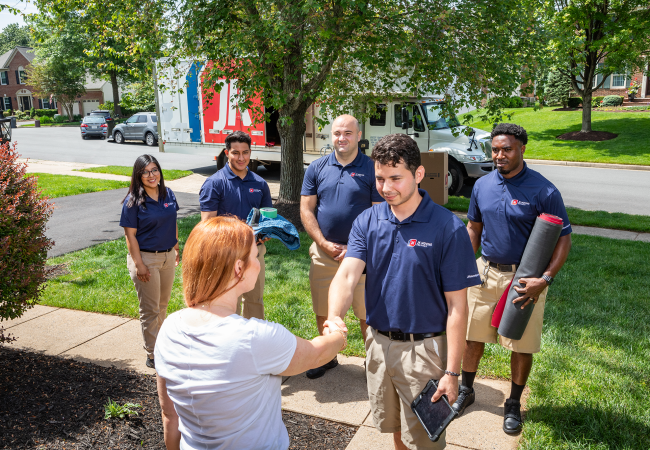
[{"left": 497, "top": 214, "right": 563, "bottom": 340}]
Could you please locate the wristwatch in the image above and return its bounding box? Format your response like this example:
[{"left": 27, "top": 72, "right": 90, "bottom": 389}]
[{"left": 541, "top": 274, "right": 554, "bottom": 286}]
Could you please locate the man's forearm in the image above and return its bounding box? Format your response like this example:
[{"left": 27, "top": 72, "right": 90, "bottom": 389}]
[
  {"left": 445, "top": 290, "right": 468, "bottom": 374},
  {"left": 301, "top": 208, "right": 326, "bottom": 246},
  {"left": 327, "top": 259, "right": 365, "bottom": 320},
  {"left": 544, "top": 234, "right": 572, "bottom": 278}
]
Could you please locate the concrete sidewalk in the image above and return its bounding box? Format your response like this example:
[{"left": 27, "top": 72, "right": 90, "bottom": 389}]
[{"left": 2, "top": 305, "right": 522, "bottom": 450}]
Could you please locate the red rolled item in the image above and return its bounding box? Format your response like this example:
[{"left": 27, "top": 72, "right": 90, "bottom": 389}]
[
  {"left": 491, "top": 279, "right": 513, "bottom": 328},
  {"left": 539, "top": 213, "right": 563, "bottom": 225}
]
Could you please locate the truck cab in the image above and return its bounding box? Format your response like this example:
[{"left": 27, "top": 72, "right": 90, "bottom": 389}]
[{"left": 363, "top": 98, "right": 493, "bottom": 195}]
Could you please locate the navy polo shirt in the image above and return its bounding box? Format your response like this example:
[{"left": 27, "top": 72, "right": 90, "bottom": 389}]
[
  {"left": 301, "top": 151, "right": 383, "bottom": 245},
  {"left": 120, "top": 188, "right": 179, "bottom": 251},
  {"left": 346, "top": 190, "right": 480, "bottom": 334},
  {"left": 467, "top": 162, "right": 572, "bottom": 265},
  {"left": 199, "top": 164, "right": 273, "bottom": 220}
]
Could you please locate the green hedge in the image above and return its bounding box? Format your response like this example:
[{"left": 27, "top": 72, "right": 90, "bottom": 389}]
[
  {"left": 509, "top": 96, "right": 524, "bottom": 108},
  {"left": 39, "top": 116, "right": 53, "bottom": 124},
  {"left": 35, "top": 109, "right": 57, "bottom": 118},
  {"left": 602, "top": 95, "right": 623, "bottom": 107},
  {"left": 567, "top": 97, "right": 582, "bottom": 108},
  {"left": 591, "top": 96, "right": 605, "bottom": 108}
]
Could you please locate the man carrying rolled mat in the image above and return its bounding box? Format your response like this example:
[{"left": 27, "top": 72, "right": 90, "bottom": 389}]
[
  {"left": 300, "top": 114, "right": 383, "bottom": 379},
  {"left": 453, "top": 123, "right": 572, "bottom": 434},
  {"left": 199, "top": 130, "right": 272, "bottom": 319}
]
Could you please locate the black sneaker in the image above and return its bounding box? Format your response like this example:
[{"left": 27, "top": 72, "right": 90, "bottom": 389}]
[
  {"left": 503, "top": 398, "right": 523, "bottom": 435},
  {"left": 451, "top": 385, "right": 475, "bottom": 416},
  {"left": 306, "top": 357, "right": 338, "bottom": 379},
  {"left": 146, "top": 357, "right": 155, "bottom": 369}
]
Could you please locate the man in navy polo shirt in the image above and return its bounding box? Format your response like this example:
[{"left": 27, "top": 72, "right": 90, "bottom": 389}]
[
  {"left": 199, "top": 130, "right": 272, "bottom": 319},
  {"left": 300, "top": 114, "right": 383, "bottom": 379},
  {"left": 327, "top": 134, "right": 480, "bottom": 450},
  {"left": 453, "top": 123, "right": 572, "bottom": 435}
]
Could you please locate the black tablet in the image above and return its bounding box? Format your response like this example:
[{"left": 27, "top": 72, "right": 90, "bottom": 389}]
[{"left": 410, "top": 379, "right": 458, "bottom": 442}]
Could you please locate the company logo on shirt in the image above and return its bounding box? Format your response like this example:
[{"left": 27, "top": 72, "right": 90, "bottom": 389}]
[
  {"left": 350, "top": 172, "right": 364, "bottom": 177},
  {"left": 249, "top": 188, "right": 261, "bottom": 194},
  {"left": 511, "top": 199, "right": 530, "bottom": 206},
  {"left": 408, "top": 239, "right": 432, "bottom": 248},
  {"left": 467, "top": 273, "right": 480, "bottom": 279},
  {"left": 163, "top": 202, "right": 174, "bottom": 208}
]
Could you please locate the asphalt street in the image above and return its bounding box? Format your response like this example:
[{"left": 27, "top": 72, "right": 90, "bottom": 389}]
[
  {"left": 46, "top": 189, "right": 201, "bottom": 258},
  {"left": 14, "top": 126, "right": 650, "bottom": 216}
]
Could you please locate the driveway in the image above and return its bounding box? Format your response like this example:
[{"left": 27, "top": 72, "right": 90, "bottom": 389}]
[{"left": 47, "top": 189, "right": 201, "bottom": 258}]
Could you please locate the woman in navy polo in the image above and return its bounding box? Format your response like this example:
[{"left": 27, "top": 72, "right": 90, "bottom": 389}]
[{"left": 120, "top": 154, "right": 180, "bottom": 369}]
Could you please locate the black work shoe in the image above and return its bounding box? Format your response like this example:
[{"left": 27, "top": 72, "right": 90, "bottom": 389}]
[
  {"left": 145, "top": 357, "right": 155, "bottom": 369},
  {"left": 451, "top": 385, "right": 475, "bottom": 416},
  {"left": 503, "top": 398, "right": 523, "bottom": 435},
  {"left": 306, "top": 357, "right": 338, "bottom": 379}
]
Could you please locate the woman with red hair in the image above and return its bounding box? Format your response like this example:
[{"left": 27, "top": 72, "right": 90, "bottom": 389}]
[{"left": 155, "top": 216, "right": 346, "bottom": 450}]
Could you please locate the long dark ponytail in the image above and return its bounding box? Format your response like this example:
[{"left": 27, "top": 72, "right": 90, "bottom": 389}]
[{"left": 122, "top": 154, "right": 167, "bottom": 208}]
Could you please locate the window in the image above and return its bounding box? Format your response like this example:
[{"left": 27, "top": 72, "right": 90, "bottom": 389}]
[
  {"left": 369, "top": 104, "right": 387, "bottom": 126},
  {"left": 612, "top": 74, "right": 626, "bottom": 88},
  {"left": 42, "top": 98, "right": 50, "bottom": 109},
  {"left": 137, "top": 115, "right": 148, "bottom": 123},
  {"left": 412, "top": 105, "right": 425, "bottom": 132},
  {"left": 421, "top": 102, "right": 461, "bottom": 130},
  {"left": 4, "top": 97, "right": 11, "bottom": 110},
  {"left": 150, "top": 115, "right": 157, "bottom": 122},
  {"left": 0, "top": 71, "right": 7, "bottom": 85},
  {"left": 18, "top": 66, "right": 26, "bottom": 84},
  {"left": 126, "top": 115, "right": 138, "bottom": 124}
]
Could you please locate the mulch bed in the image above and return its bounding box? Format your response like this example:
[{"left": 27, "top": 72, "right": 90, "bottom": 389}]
[
  {"left": 0, "top": 347, "right": 356, "bottom": 449},
  {"left": 274, "top": 201, "right": 304, "bottom": 232},
  {"left": 556, "top": 130, "right": 618, "bottom": 142}
]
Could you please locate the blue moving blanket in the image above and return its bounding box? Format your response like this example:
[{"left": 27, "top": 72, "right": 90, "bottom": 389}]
[{"left": 246, "top": 209, "right": 301, "bottom": 251}]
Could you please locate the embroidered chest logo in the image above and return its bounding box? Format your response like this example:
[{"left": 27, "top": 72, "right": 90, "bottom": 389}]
[
  {"left": 249, "top": 188, "right": 262, "bottom": 194},
  {"left": 350, "top": 172, "right": 364, "bottom": 177},
  {"left": 164, "top": 203, "right": 169, "bottom": 208},
  {"left": 511, "top": 199, "right": 530, "bottom": 206},
  {"left": 408, "top": 239, "right": 432, "bottom": 248}
]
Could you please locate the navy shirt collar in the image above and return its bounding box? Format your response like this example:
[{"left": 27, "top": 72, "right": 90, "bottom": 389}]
[
  {"left": 224, "top": 163, "right": 254, "bottom": 181},
  {"left": 378, "top": 189, "right": 434, "bottom": 224},
  {"left": 496, "top": 161, "right": 529, "bottom": 186},
  {"left": 327, "top": 149, "right": 365, "bottom": 168}
]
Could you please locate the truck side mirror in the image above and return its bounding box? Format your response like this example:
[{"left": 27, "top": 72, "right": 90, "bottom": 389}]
[{"left": 401, "top": 107, "right": 409, "bottom": 129}]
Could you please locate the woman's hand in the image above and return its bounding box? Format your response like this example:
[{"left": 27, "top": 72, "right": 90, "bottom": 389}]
[
  {"left": 136, "top": 262, "right": 151, "bottom": 282},
  {"left": 175, "top": 248, "right": 180, "bottom": 267}
]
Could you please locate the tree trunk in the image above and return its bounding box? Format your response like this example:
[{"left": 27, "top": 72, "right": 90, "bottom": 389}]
[
  {"left": 581, "top": 91, "right": 592, "bottom": 133},
  {"left": 277, "top": 107, "right": 308, "bottom": 204},
  {"left": 63, "top": 101, "right": 74, "bottom": 121},
  {"left": 110, "top": 70, "right": 122, "bottom": 117}
]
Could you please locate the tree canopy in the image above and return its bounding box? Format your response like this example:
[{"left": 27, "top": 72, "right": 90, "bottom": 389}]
[
  {"left": 0, "top": 23, "right": 32, "bottom": 54},
  {"left": 540, "top": 0, "right": 650, "bottom": 132}
]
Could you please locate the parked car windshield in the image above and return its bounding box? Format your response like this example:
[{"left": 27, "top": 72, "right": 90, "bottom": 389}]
[
  {"left": 421, "top": 102, "right": 460, "bottom": 130},
  {"left": 84, "top": 117, "right": 105, "bottom": 124}
]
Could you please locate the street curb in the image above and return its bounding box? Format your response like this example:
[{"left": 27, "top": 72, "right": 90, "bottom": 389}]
[{"left": 527, "top": 159, "right": 650, "bottom": 171}]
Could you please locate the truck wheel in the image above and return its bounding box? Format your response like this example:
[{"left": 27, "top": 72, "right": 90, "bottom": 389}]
[
  {"left": 145, "top": 132, "right": 156, "bottom": 146},
  {"left": 216, "top": 150, "right": 227, "bottom": 170},
  {"left": 447, "top": 159, "right": 464, "bottom": 196}
]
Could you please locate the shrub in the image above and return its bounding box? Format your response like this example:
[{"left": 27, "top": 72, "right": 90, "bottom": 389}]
[
  {"left": 544, "top": 71, "right": 571, "bottom": 108},
  {"left": 73, "top": 114, "right": 82, "bottom": 122},
  {"left": 2, "top": 111, "right": 10, "bottom": 118},
  {"left": 98, "top": 101, "right": 114, "bottom": 114},
  {"left": 567, "top": 97, "right": 582, "bottom": 108},
  {"left": 15, "top": 110, "right": 27, "bottom": 120},
  {"left": 35, "top": 109, "right": 57, "bottom": 118},
  {"left": 53, "top": 115, "right": 68, "bottom": 123},
  {"left": 602, "top": 95, "right": 623, "bottom": 107},
  {"left": 509, "top": 96, "right": 524, "bottom": 108},
  {"left": 29, "top": 107, "right": 35, "bottom": 119},
  {"left": 0, "top": 144, "right": 53, "bottom": 344},
  {"left": 591, "top": 96, "right": 605, "bottom": 108},
  {"left": 39, "top": 116, "right": 53, "bottom": 124}
]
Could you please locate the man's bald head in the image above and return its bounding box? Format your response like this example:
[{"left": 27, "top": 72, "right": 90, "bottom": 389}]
[{"left": 332, "top": 114, "right": 360, "bottom": 133}]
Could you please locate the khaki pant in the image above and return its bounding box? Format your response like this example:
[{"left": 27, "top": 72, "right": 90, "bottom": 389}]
[
  {"left": 308, "top": 242, "right": 366, "bottom": 320},
  {"left": 127, "top": 251, "right": 176, "bottom": 359},
  {"left": 365, "top": 327, "right": 447, "bottom": 449},
  {"left": 237, "top": 242, "right": 266, "bottom": 320},
  {"left": 466, "top": 256, "right": 548, "bottom": 354}
]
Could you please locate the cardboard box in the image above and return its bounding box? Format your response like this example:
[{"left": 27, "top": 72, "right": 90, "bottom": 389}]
[{"left": 420, "top": 152, "right": 448, "bottom": 205}]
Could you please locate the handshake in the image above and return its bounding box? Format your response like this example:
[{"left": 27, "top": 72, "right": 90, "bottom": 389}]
[{"left": 323, "top": 318, "right": 348, "bottom": 350}]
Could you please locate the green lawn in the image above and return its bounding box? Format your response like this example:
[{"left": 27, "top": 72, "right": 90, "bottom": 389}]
[
  {"left": 460, "top": 107, "right": 650, "bottom": 166},
  {"left": 75, "top": 166, "right": 193, "bottom": 181},
  {"left": 31, "top": 173, "right": 129, "bottom": 198},
  {"left": 445, "top": 196, "right": 650, "bottom": 233}
]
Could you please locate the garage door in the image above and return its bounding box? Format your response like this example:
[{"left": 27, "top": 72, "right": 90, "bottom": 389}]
[{"left": 82, "top": 100, "right": 101, "bottom": 116}]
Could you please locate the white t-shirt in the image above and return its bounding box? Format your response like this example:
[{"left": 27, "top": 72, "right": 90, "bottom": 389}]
[{"left": 155, "top": 310, "right": 297, "bottom": 450}]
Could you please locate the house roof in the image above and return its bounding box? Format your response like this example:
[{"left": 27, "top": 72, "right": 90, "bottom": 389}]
[
  {"left": 0, "top": 46, "right": 35, "bottom": 69},
  {"left": 84, "top": 74, "right": 107, "bottom": 90}
]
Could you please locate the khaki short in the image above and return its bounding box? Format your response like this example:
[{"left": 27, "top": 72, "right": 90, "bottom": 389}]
[
  {"left": 365, "top": 327, "right": 447, "bottom": 449},
  {"left": 308, "top": 242, "right": 366, "bottom": 320},
  {"left": 237, "top": 242, "right": 266, "bottom": 320},
  {"left": 466, "top": 256, "right": 548, "bottom": 354}
]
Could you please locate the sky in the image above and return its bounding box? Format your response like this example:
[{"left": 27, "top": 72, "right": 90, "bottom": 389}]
[{"left": 0, "top": 1, "right": 39, "bottom": 30}]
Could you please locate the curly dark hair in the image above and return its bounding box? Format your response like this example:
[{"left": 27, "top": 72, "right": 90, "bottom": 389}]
[
  {"left": 370, "top": 133, "right": 421, "bottom": 175},
  {"left": 491, "top": 123, "right": 528, "bottom": 145},
  {"left": 225, "top": 130, "right": 252, "bottom": 150}
]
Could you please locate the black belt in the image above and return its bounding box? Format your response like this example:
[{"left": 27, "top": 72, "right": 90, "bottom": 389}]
[
  {"left": 140, "top": 247, "right": 173, "bottom": 253},
  {"left": 481, "top": 255, "right": 518, "bottom": 272},
  {"left": 377, "top": 329, "right": 445, "bottom": 341}
]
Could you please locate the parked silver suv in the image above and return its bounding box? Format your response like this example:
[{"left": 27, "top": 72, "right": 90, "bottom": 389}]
[{"left": 111, "top": 112, "right": 159, "bottom": 146}]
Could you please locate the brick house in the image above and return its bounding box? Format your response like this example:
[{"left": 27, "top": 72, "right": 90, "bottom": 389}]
[
  {"left": 57, "top": 74, "right": 121, "bottom": 117},
  {"left": 586, "top": 62, "right": 649, "bottom": 100},
  {"left": 0, "top": 46, "right": 57, "bottom": 113}
]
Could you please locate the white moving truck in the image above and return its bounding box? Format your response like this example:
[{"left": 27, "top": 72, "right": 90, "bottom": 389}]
[{"left": 156, "top": 60, "right": 494, "bottom": 195}]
